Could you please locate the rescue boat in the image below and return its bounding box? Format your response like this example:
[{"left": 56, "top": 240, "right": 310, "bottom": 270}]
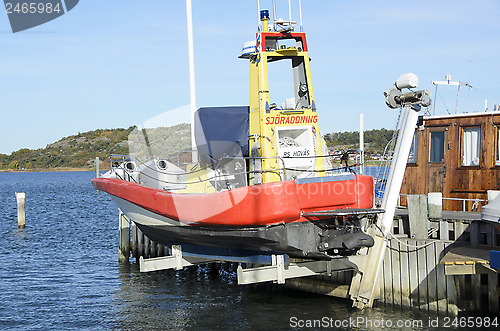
[{"left": 92, "top": 6, "right": 381, "bottom": 260}]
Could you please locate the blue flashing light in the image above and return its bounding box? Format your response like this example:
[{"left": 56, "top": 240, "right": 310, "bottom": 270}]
[
  {"left": 260, "top": 10, "right": 270, "bottom": 21},
  {"left": 491, "top": 250, "right": 500, "bottom": 270}
]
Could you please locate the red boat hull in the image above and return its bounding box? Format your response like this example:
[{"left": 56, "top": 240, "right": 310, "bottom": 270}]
[{"left": 91, "top": 174, "right": 374, "bottom": 227}]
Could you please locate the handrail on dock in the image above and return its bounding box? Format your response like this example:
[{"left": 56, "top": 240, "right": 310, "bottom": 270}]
[{"left": 399, "top": 193, "right": 487, "bottom": 212}]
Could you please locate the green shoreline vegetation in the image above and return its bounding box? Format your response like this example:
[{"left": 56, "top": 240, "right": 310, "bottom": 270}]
[
  {"left": 0, "top": 125, "right": 393, "bottom": 172},
  {"left": 0, "top": 127, "right": 135, "bottom": 172}
]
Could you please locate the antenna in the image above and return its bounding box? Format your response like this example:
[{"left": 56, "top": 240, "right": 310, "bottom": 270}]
[
  {"left": 298, "top": 0, "right": 303, "bottom": 32},
  {"left": 270, "top": 0, "right": 296, "bottom": 32},
  {"left": 272, "top": 0, "right": 276, "bottom": 25},
  {"left": 288, "top": 0, "right": 292, "bottom": 27},
  {"left": 257, "top": 0, "right": 261, "bottom": 28},
  {"left": 432, "top": 75, "right": 470, "bottom": 115},
  {"left": 258, "top": 0, "right": 301, "bottom": 32}
]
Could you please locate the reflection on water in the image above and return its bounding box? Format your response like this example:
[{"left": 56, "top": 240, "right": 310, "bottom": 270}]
[
  {"left": 114, "top": 262, "right": 438, "bottom": 331},
  {"left": 0, "top": 171, "right": 443, "bottom": 330}
]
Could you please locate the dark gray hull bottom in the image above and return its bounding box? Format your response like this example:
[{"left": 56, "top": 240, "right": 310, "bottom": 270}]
[{"left": 136, "top": 220, "right": 374, "bottom": 260}]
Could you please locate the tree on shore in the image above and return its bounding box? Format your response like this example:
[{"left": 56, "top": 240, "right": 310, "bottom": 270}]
[
  {"left": 323, "top": 128, "right": 394, "bottom": 153},
  {"left": 8, "top": 160, "right": 19, "bottom": 169},
  {"left": 0, "top": 126, "right": 393, "bottom": 170}
]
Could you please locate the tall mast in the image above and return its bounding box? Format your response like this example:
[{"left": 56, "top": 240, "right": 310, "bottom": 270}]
[{"left": 186, "top": 0, "right": 197, "bottom": 160}]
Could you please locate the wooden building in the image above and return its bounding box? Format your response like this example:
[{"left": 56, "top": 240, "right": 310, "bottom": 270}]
[{"left": 401, "top": 111, "right": 500, "bottom": 211}]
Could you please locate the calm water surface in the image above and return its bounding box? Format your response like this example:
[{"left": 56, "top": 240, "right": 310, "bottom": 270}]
[{"left": 0, "top": 171, "right": 442, "bottom": 330}]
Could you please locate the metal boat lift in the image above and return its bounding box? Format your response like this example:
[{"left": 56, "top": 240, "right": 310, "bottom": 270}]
[{"left": 139, "top": 243, "right": 365, "bottom": 285}]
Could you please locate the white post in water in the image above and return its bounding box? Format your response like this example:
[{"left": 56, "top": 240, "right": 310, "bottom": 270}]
[
  {"left": 15, "top": 192, "right": 25, "bottom": 228},
  {"left": 359, "top": 114, "right": 364, "bottom": 174},
  {"left": 186, "top": 0, "right": 197, "bottom": 162},
  {"left": 95, "top": 157, "right": 99, "bottom": 178}
]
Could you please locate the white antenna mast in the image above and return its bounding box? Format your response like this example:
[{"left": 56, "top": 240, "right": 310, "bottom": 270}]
[
  {"left": 432, "top": 75, "right": 470, "bottom": 115},
  {"left": 272, "top": 0, "right": 276, "bottom": 25},
  {"left": 257, "top": 0, "right": 261, "bottom": 28},
  {"left": 298, "top": 0, "right": 303, "bottom": 31},
  {"left": 186, "top": 0, "right": 197, "bottom": 160},
  {"left": 288, "top": 0, "right": 292, "bottom": 26}
]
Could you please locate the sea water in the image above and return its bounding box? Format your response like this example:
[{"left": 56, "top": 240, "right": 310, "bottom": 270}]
[{"left": 0, "top": 171, "right": 447, "bottom": 330}]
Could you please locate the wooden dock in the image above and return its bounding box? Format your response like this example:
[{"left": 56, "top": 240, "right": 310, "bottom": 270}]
[{"left": 290, "top": 205, "right": 499, "bottom": 315}]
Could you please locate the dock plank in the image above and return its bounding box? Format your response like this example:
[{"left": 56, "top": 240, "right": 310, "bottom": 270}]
[
  {"left": 435, "top": 241, "right": 449, "bottom": 313},
  {"left": 440, "top": 246, "right": 491, "bottom": 265},
  {"left": 488, "top": 273, "right": 499, "bottom": 313},
  {"left": 427, "top": 242, "right": 438, "bottom": 312},
  {"left": 383, "top": 239, "right": 393, "bottom": 305},
  {"left": 392, "top": 240, "right": 402, "bottom": 306},
  {"left": 399, "top": 238, "right": 411, "bottom": 308},
  {"left": 472, "top": 274, "right": 481, "bottom": 310},
  {"left": 408, "top": 240, "right": 419, "bottom": 309},
  {"left": 417, "top": 240, "right": 429, "bottom": 311}
]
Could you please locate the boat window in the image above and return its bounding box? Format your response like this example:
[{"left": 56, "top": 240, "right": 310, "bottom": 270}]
[
  {"left": 267, "top": 57, "right": 310, "bottom": 110},
  {"left": 497, "top": 127, "right": 500, "bottom": 166},
  {"left": 462, "top": 127, "right": 481, "bottom": 166},
  {"left": 267, "top": 59, "right": 296, "bottom": 109},
  {"left": 429, "top": 131, "right": 445, "bottom": 162},
  {"left": 408, "top": 131, "right": 417, "bottom": 163}
]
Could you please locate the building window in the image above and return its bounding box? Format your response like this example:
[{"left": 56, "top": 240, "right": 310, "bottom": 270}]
[
  {"left": 429, "top": 131, "right": 445, "bottom": 162},
  {"left": 497, "top": 127, "right": 500, "bottom": 166},
  {"left": 462, "top": 127, "right": 481, "bottom": 166},
  {"left": 408, "top": 131, "right": 417, "bottom": 163}
]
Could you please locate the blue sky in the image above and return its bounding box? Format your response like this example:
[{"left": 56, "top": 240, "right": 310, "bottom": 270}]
[{"left": 1, "top": 0, "right": 500, "bottom": 155}]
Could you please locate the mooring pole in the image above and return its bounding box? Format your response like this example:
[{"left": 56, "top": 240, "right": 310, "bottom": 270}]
[
  {"left": 95, "top": 157, "right": 100, "bottom": 178},
  {"left": 137, "top": 227, "right": 144, "bottom": 258},
  {"left": 131, "top": 221, "right": 138, "bottom": 259},
  {"left": 118, "top": 209, "right": 130, "bottom": 263},
  {"left": 15, "top": 192, "right": 25, "bottom": 228}
]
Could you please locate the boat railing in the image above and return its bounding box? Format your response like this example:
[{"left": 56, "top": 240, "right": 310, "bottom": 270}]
[
  {"left": 107, "top": 151, "right": 365, "bottom": 192},
  {"left": 442, "top": 197, "right": 486, "bottom": 212},
  {"left": 216, "top": 151, "right": 365, "bottom": 179},
  {"left": 108, "top": 154, "right": 140, "bottom": 183},
  {"left": 108, "top": 154, "right": 289, "bottom": 189}
]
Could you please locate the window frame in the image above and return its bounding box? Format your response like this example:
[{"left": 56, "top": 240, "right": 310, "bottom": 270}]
[
  {"left": 496, "top": 126, "right": 500, "bottom": 167},
  {"left": 408, "top": 131, "right": 417, "bottom": 164},
  {"left": 460, "top": 125, "right": 481, "bottom": 167},
  {"left": 429, "top": 130, "right": 445, "bottom": 163}
]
